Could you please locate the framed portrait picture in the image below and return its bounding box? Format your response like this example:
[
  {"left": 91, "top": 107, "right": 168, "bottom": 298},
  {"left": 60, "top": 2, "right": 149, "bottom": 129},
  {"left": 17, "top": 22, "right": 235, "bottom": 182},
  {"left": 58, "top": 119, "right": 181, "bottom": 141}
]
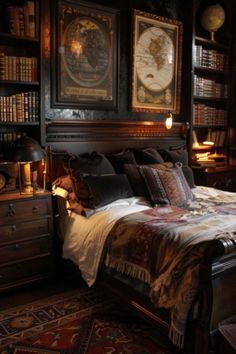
[
  {"left": 51, "top": 0, "right": 119, "bottom": 110},
  {"left": 131, "top": 9, "right": 183, "bottom": 113}
]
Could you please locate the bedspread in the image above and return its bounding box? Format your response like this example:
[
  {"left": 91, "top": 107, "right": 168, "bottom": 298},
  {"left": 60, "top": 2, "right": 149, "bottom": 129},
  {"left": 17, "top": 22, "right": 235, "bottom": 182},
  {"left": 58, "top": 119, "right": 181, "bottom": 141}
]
[{"left": 105, "top": 202, "right": 236, "bottom": 348}]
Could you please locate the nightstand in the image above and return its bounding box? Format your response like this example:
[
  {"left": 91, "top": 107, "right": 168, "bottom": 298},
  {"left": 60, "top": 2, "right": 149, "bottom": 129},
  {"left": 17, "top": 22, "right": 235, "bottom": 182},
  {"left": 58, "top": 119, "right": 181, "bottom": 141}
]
[
  {"left": 0, "top": 191, "right": 55, "bottom": 293},
  {"left": 193, "top": 166, "right": 236, "bottom": 192}
]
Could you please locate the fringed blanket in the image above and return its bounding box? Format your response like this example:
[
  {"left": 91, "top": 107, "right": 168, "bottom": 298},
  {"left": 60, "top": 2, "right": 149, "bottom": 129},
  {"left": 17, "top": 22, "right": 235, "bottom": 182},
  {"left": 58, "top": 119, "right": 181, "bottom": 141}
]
[{"left": 105, "top": 202, "right": 236, "bottom": 348}]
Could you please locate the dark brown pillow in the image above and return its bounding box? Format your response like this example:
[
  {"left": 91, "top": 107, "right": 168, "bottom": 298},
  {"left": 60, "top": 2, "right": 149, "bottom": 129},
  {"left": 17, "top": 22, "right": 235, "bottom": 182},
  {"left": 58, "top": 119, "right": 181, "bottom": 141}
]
[
  {"left": 67, "top": 152, "right": 115, "bottom": 202},
  {"left": 106, "top": 150, "right": 136, "bottom": 173},
  {"left": 82, "top": 174, "right": 134, "bottom": 208},
  {"left": 158, "top": 148, "right": 188, "bottom": 165},
  {"left": 131, "top": 148, "right": 164, "bottom": 164},
  {"left": 123, "top": 163, "right": 149, "bottom": 198}
]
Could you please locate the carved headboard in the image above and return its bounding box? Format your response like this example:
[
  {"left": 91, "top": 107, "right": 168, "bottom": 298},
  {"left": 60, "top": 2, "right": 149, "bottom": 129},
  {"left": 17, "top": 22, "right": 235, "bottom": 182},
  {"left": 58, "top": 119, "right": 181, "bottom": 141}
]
[{"left": 46, "top": 121, "right": 189, "bottom": 183}]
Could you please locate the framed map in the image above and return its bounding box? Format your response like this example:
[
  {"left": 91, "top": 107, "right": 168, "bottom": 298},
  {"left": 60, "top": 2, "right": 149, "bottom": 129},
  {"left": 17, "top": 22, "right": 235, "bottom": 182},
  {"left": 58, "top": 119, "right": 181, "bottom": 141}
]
[
  {"left": 131, "top": 9, "right": 183, "bottom": 113},
  {"left": 51, "top": 0, "right": 119, "bottom": 110}
]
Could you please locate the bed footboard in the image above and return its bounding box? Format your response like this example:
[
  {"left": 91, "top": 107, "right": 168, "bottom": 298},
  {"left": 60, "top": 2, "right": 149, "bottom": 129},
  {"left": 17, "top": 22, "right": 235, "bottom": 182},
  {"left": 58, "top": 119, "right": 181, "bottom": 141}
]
[
  {"left": 187, "top": 239, "right": 236, "bottom": 354},
  {"left": 100, "top": 239, "right": 236, "bottom": 354}
]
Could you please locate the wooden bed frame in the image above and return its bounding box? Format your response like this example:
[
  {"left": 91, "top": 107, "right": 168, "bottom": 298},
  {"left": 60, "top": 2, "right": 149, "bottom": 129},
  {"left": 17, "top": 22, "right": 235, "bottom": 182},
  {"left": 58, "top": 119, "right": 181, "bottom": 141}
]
[{"left": 47, "top": 121, "right": 236, "bottom": 354}]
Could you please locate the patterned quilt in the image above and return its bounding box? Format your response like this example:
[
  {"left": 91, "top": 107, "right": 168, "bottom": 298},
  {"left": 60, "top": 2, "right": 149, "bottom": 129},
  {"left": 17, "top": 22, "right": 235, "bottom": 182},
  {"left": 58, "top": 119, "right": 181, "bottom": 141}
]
[{"left": 105, "top": 196, "right": 236, "bottom": 348}]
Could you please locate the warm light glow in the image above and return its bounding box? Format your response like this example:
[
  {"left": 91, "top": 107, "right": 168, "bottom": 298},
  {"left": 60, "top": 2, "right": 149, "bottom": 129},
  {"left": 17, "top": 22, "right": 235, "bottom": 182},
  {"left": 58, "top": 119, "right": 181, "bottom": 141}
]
[
  {"left": 21, "top": 162, "right": 33, "bottom": 193},
  {"left": 70, "top": 40, "right": 83, "bottom": 55},
  {"left": 203, "top": 141, "right": 214, "bottom": 146},
  {"left": 165, "top": 112, "right": 173, "bottom": 130}
]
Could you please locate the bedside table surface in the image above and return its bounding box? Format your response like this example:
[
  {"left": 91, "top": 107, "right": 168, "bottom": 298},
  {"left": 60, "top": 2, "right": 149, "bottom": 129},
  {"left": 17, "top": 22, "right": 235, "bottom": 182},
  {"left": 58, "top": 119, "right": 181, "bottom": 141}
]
[{"left": 0, "top": 190, "right": 51, "bottom": 202}]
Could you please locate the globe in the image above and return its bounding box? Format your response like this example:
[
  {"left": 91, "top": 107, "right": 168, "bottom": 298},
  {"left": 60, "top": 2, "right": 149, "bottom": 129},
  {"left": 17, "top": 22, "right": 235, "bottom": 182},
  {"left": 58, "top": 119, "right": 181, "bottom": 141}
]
[{"left": 200, "top": 4, "right": 226, "bottom": 41}]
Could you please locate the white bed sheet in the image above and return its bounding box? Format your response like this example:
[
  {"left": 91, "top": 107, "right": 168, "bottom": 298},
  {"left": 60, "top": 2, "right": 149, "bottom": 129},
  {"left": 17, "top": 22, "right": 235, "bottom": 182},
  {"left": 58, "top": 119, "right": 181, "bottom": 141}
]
[
  {"left": 63, "top": 197, "right": 150, "bottom": 286},
  {"left": 62, "top": 186, "right": 236, "bottom": 287}
]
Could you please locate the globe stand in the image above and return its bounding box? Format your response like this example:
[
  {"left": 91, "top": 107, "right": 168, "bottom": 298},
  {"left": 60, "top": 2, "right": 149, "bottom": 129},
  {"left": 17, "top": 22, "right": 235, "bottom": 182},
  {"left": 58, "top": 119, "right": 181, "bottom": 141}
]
[{"left": 200, "top": 4, "right": 226, "bottom": 43}]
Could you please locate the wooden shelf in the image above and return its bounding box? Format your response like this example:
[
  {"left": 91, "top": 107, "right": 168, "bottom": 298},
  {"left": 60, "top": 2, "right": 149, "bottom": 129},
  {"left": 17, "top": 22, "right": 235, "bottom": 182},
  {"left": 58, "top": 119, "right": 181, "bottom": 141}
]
[
  {"left": 194, "top": 66, "right": 226, "bottom": 75},
  {"left": 0, "top": 80, "right": 39, "bottom": 86},
  {"left": 194, "top": 96, "right": 228, "bottom": 102},
  {"left": 195, "top": 36, "right": 229, "bottom": 51},
  {"left": 0, "top": 122, "right": 39, "bottom": 126}
]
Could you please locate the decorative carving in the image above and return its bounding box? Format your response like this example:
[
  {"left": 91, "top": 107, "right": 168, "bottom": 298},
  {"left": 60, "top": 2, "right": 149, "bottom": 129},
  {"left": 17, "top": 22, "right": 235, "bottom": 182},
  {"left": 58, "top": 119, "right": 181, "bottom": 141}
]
[{"left": 46, "top": 121, "right": 185, "bottom": 143}]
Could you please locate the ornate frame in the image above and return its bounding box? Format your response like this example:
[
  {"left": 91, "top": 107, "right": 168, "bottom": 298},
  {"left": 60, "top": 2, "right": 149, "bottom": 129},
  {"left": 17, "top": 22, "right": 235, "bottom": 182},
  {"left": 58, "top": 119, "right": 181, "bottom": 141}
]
[
  {"left": 131, "top": 9, "right": 183, "bottom": 114},
  {"left": 51, "top": 0, "right": 119, "bottom": 110}
]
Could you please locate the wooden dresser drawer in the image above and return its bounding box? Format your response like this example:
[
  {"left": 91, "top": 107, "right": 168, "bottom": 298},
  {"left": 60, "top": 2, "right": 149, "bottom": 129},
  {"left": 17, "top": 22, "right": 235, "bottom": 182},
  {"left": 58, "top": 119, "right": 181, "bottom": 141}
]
[
  {"left": 0, "top": 198, "right": 49, "bottom": 225},
  {"left": 0, "top": 218, "right": 50, "bottom": 245},
  {"left": 0, "top": 256, "right": 54, "bottom": 289},
  {"left": 0, "top": 191, "right": 54, "bottom": 293},
  {"left": 0, "top": 236, "right": 51, "bottom": 265}
]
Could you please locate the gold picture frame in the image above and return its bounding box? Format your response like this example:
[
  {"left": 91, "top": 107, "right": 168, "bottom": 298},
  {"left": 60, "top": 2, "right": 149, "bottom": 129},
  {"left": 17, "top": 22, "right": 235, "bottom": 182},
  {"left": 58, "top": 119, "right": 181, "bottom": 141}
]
[
  {"left": 51, "top": 0, "right": 119, "bottom": 110},
  {"left": 131, "top": 9, "right": 183, "bottom": 113}
]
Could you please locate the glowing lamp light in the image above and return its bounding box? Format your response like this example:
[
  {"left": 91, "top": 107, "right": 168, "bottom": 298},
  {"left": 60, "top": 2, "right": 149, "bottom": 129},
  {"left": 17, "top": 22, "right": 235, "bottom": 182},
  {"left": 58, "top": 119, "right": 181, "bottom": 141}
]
[
  {"left": 203, "top": 141, "right": 214, "bottom": 146},
  {"left": 165, "top": 111, "right": 173, "bottom": 130}
]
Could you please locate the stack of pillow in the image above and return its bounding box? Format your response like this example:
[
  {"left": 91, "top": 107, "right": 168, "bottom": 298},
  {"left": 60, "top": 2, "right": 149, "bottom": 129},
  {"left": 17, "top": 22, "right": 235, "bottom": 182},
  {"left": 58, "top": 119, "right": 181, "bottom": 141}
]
[{"left": 52, "top": 146, "right": 195, "bottom": 217}]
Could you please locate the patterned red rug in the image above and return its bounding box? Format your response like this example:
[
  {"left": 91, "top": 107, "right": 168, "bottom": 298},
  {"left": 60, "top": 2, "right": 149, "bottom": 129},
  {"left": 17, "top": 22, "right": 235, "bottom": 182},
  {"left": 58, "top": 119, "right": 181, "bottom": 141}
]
[{"left": 0, "top": 286, "right": 178, "bottom": 354}]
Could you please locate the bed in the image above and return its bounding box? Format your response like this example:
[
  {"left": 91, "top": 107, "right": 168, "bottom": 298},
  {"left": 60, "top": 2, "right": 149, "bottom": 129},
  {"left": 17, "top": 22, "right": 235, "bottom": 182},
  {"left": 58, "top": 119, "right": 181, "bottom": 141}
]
[{"left": 47, "top": 122, "right": 236, "bottom": 354}]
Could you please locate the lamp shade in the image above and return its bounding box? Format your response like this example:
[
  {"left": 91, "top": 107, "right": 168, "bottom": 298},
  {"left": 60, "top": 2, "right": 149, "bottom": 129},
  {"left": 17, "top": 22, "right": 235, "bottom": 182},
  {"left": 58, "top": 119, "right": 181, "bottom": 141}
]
[{"left": 13, "top": 136, "right": 45, "bottom": 163}]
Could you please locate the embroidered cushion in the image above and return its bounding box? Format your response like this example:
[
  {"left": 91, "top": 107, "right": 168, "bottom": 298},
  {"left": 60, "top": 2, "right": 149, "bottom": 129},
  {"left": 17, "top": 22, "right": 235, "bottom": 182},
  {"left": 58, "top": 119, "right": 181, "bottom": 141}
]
[
  {"left": 139, "top": 166, "right": 169, "bottom": 205},
  {"left": 139, "top": 164, "right": 193, "bottom": 206},
  {"left": 158, "top": 148, "right": 195, "bottom": 188}
]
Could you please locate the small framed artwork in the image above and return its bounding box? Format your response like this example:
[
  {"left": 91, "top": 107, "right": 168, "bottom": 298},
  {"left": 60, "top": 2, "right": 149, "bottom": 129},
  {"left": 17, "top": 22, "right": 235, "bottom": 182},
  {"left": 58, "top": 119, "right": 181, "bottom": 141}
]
[
  {"left": 51, "top": 0, "right": 119, "bottom": 110},
  {"left": 131, "top": 9, "right": 183, "bottom": 113}
]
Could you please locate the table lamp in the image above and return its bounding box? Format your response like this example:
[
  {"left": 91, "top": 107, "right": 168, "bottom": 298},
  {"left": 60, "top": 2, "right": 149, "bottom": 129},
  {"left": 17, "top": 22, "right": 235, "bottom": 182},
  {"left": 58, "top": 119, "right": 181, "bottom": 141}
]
[{"left": 13, "top": 136, "right": 45, "bottom": 194}]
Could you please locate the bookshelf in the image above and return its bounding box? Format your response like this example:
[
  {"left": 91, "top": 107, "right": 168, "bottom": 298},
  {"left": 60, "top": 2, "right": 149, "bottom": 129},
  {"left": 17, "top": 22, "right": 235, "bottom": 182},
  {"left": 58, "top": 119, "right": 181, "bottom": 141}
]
[
  {"left": 0, "top": 0, "right": 39, "bottom": 160},
  {"left": 189, "top": 0, "right": 235, "bottom": 188}
]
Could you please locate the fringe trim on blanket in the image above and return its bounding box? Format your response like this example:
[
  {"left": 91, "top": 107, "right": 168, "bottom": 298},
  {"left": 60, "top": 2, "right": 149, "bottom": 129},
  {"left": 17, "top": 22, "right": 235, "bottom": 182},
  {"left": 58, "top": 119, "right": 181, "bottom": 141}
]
[
  {"left": 169, "top": 323, "right": 185, "bottom": 349},
  {"left": 105, "top": 254, "right": 151, "bottom": 284}
]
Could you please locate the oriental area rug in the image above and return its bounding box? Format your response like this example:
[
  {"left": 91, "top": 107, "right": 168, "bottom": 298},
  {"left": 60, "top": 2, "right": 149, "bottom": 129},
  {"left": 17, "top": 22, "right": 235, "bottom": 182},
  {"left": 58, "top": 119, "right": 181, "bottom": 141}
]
[{"left": 0, "top": 286, "right": 179, "bottom": 354}]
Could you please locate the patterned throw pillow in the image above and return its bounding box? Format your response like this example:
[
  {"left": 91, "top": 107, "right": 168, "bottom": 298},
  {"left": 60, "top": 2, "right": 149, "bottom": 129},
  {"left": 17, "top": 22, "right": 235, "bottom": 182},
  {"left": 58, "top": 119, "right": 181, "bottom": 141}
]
[
  {"left": 139, "top": 164, "right": 193, "bottom": 206},
  {"left": 156, "top": 164, "right": 193, "bottom": 206},
  {"left": 157, "top": 148, "right": 195, "bottom": 188},
  {"left": 139, "top": 166, "right": 169, "bottom": 205}
]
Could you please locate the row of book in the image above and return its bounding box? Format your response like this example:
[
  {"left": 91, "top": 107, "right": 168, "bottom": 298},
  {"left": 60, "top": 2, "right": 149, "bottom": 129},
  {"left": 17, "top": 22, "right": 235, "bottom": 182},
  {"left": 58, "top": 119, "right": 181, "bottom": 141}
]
[
  {"left": 206, "top": 129, "right": 227, "bottom": 148},
  {"left": 0, "top": 91, "right": 39, "bottom": 123},
  {"left": 193, "top": 104, "right": 227, "bottom": 126},
  {"left": 194, "top": 45, "right": 227, "bottom": 71},
  {"left": 194, "top": 75, "right": 228, "bottom": 98},
  {"left": 7, "top": 1, "right": 37, "bottom": 38},
  {"left": 0, "top": 52, "right": 38, "bottom": 81}
]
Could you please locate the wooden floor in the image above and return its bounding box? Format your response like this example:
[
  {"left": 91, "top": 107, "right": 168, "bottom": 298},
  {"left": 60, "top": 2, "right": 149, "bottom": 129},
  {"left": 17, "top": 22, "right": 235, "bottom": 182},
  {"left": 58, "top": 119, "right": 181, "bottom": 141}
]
[{"left": 0, "top": 271, "right": 85, "bottom": 311}]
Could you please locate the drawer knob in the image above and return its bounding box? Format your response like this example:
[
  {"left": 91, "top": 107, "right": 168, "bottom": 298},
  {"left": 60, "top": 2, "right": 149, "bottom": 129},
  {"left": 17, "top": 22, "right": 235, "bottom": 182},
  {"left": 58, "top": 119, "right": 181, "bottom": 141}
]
[
  {"left": 32, "top": 206, "right": 39, "bottom": 213},
  {"left": 12, "top": 225, "right": 16, "bottom": 231},
  {"left": 0, "top": 275, "right": 3, "bottom": 279},
  {"left": 7, "top": 204, "right": 16, "bottom": 217},
  {"left": 15, "top": 244, "right": 20, "bottom": 249}
]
